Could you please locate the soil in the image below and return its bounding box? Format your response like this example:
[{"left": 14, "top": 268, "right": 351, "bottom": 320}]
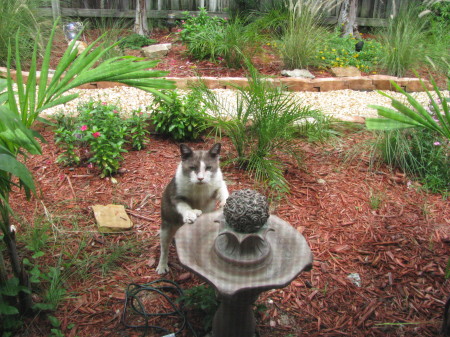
[{"left": 7, "top": 28, "right": 450, "bottom": 336}]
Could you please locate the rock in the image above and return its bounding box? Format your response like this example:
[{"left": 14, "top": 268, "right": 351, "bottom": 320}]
[
  {"left": 281, "top": 69, "right": 315, "bottom": 79},
  {"left": 92, "top": 204, "right": 133, "bottom": 233},
  {"left": 141, "top": 43, "right": 172, "bottom": 60},
  {"left": 331, "top": 66, "right": 361, "bottom": 77}
]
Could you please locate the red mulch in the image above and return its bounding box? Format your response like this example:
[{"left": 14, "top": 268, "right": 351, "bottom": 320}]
[
  {"left": 9, "top": 122, "right": 450, "bottom": 336},
  {"left": 8, "top": 27, "right": 450, "bottom": 337}
]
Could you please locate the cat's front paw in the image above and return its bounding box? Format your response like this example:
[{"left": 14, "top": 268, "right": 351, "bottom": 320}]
[
  {"left": 156, "top": 262, "right": 170, "bottom": 274},
  {"left": 182, "top": 209, "right": 202, "bottom": 224}
]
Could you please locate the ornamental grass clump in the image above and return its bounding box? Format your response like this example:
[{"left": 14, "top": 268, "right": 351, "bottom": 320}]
[
  {"left": 279, "top": 0, "right": 336, "bottom": 69},
  {"left": 192, "top": 61, "right": 328, "bottom": 195}
]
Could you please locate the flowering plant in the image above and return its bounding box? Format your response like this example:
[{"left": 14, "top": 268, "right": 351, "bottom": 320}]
[{"left": 54, "top": 102, "right": 150, "bottom": 177}]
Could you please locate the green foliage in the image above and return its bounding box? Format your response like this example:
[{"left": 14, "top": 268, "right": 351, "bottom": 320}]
[
  {"left": 317, "top": 31, "right": 383, "bottom": 73},
  {"left": 193, "top": 62, "right": 329, "bottom": 194},
  {"left": 178, "top": 285, "right": 218, "bottom": 332},
  {"left": 180, "top": 9, "right": 258, "bottom": 68},
  {"left": 279, "top": 1, "right": 330, "bottom": 69},
  {"left": 77, "top": 102, "right": 127, "bottom": 177},
  {"left": 180, "top": 8, "right": 226, "bottom": 42},
  {"left": 377, "top": 128, "right": 449, "bottom": 194},
  {"left": 5, "top": 18, "right": 174, "bottom": 129},
  {"left": 151, "top": 90, "right": 208, "bottom": 141},
  {"left": 54, "top": 102, "right": 144, "bottom": 177},
  {"left": 127, "top": 110, "right": 150, "bottom": 150},
  {"left": 0, "top": 0, "right": 49, "bottom": 67},
  {"left": 377, "top": 4, "right": 429, "bottom": 77},
  {"left": 366, "top": 79, "right": 450, "bottom": 140},
  {"left": 119, "top": 33, "right": 157, "bottom": 50}
]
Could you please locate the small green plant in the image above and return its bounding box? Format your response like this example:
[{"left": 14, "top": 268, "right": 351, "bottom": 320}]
[
  {"left": 77, "top": 102, "right": 128, "bottom": 177},
  {"left": 119, "top": 33, "right": 157, "bottom": 50},
  {"left": 369, "top": 189, "right": 384, "bottom": 210},
  {"left": 127, "top": 109, "right": 151, "bottom": 150},
  {"left": 54, "top": 113, "right": 82, "bottom": 166},
  {"left": 151, "top": 90, "right": 208, "bottom": 141},
  {"left": 178, "top": 285, "right": 219, "bottom": 332}
]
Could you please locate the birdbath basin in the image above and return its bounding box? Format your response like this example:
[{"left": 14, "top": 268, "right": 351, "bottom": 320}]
[{"left": 175, "top": 189, "right": 313, "bottom": 337}]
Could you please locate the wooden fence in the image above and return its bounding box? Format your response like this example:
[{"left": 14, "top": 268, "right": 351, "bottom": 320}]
[{"left": 39, "top": 0, "right": 417, "bottom": 26}]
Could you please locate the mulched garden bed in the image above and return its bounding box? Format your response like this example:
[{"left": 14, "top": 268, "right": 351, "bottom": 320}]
[{"left": 9, "top": 121, "right": 450, "bottom": 336}]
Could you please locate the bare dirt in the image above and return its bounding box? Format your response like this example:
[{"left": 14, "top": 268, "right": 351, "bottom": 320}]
[{"left": 8, "top": 28, "right": 450, "bottom": 336}]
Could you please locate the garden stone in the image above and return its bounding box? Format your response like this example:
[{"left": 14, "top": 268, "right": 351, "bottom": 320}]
[
  {"left": 281, "top": 69, "right": 315, "bottom": 79},
  {"left": 92, "top": 204, "right": 133, "bottom": 233},
  {"left": 331, "top": 66, "right": 361, "bottom": 77},
  {"left": 141, "top": 43, "right": 172, "bottom": 60}
]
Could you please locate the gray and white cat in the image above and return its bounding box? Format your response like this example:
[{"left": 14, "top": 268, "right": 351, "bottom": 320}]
[{"left": 156, "top": 143, "right": 229, "bottom": 274}]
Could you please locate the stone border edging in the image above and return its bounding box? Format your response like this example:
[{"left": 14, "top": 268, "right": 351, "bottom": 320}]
[{"left": 1, "top": 67, "right": 432, "bottom": 92}]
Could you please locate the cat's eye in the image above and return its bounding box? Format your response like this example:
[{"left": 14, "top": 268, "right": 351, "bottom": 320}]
[
  {"left": 206, "top": 166, "right": 212, "bottom": 170},
  {"left": 189, "top": 166, "right": 197, "bottom": 170}
]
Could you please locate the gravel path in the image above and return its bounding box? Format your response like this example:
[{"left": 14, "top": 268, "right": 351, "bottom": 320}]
[{"left": 42, "top": 86, "right": 449, "bottom": 121}]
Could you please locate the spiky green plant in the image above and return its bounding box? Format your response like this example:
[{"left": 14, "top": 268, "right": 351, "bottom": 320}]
[
  {"left": 192, "top": 61, "right": 326, "bottom": 194},
  {"left": 5, "top": 19, "right": 174, "bottom": 128},
  {"left": 377, "top": 4, "right": 429, "bottom": 77},
  {"left": 0, "top": 0, "right": 49, "bottom": 66},
  {"left": 279, "top": 0, "right": 336, "bottom": 69}
]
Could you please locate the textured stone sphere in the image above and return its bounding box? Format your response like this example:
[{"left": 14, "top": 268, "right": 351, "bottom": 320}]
[{"left": 223, "top": 189, "right": 269, "bottom": 233}]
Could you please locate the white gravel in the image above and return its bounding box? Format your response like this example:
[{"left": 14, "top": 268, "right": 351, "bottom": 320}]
[{"left": 41, "top": 86, "right": 449, "bottom": 121}]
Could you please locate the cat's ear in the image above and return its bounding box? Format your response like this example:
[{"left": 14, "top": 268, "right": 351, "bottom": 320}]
[
  {"left": 180, "top": 144, "right": 193, "bottom": 160},
  {"left": 209, "top": 143, "right": 221, "bottom": 157}
]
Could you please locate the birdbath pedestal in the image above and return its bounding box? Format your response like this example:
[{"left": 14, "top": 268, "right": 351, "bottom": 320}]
[{"left": 175, "top": 190, "right": 313, "bottom": 337}]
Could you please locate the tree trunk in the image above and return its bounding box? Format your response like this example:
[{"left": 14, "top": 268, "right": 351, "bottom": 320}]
[
  {"left": 134, "top": 0, "right": 149, "bottom": 36},
  {"left": 338, "top": 0, "right": 360, "bottom": 39}
]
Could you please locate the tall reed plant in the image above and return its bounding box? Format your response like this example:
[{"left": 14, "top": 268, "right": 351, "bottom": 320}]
[
  {"left": 0, "top": 0, "right": 49, "bottom": 66},
  {"left": 279, "top": 0, "right": 336, "bottom": 69},
  {"left": 377, "top": 3, "right": 429, "bottom": 77}
]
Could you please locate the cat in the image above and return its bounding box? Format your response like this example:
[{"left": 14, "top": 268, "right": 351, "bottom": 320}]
[{"left": 156, "top": 143, "right": 229, "bottom": 274}]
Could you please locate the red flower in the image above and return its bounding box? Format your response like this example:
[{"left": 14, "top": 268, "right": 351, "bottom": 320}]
[
  {"left": 80, "top": 125, "right": 88, "bottom": 131},
  {"left": 113, "top": 110, "right": 119, "bottom": 114},
  {"left": 92, "top": 132, "right": 101, "bottom": 138}
]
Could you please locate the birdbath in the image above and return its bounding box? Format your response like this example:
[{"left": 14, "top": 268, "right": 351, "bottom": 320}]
[{"left": 175, "top": 189, "right": 313, "bottom": 337}]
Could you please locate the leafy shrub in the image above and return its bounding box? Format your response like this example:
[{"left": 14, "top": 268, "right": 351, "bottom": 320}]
[
  {"left": 150, "top": 90, "right": 208, "bottom": 141},
  {"left": 127, "top": 109, "right": 150, "bottom": 150},
  {"left": 317, "top": 31, "right": 383, "bottom": 73},
  {"left": 54, "top": 102, "right": 151, "bottom": 177},
  {"left": 119, "top": 33, "right": 156, "bottom": 50},
  {"left": 180, "top": 9, "right": 258, "bottom": 68},
  {"left": 180, "top": 8, "right": 226, "bottom": 43}
]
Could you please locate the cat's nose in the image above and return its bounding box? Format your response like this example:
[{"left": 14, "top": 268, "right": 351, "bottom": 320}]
[{"left": 198, "top": 177, "right": 204, "bottom": 181}]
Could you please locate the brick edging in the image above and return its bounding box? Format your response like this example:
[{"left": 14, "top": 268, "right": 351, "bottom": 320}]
[
  {"left": 0, "top": 67, "right": 432, "bottom": 92},
  {"left": 76, "top": 76, "right": 433, "bottom": 92}
]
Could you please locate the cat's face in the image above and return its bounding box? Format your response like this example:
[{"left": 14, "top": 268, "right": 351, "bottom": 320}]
[{"left": 179, "top": 143, "right": 221, "bottom": 184}]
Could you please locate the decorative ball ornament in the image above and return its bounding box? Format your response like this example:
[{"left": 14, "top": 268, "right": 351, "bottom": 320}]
[{"left": 223, "top": 189, "right": 269, "bottom": 233}]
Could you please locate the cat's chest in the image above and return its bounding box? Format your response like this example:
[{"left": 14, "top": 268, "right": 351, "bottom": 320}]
[{"left": 177, "top": 182, "right": 219, "bottom": 210}]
